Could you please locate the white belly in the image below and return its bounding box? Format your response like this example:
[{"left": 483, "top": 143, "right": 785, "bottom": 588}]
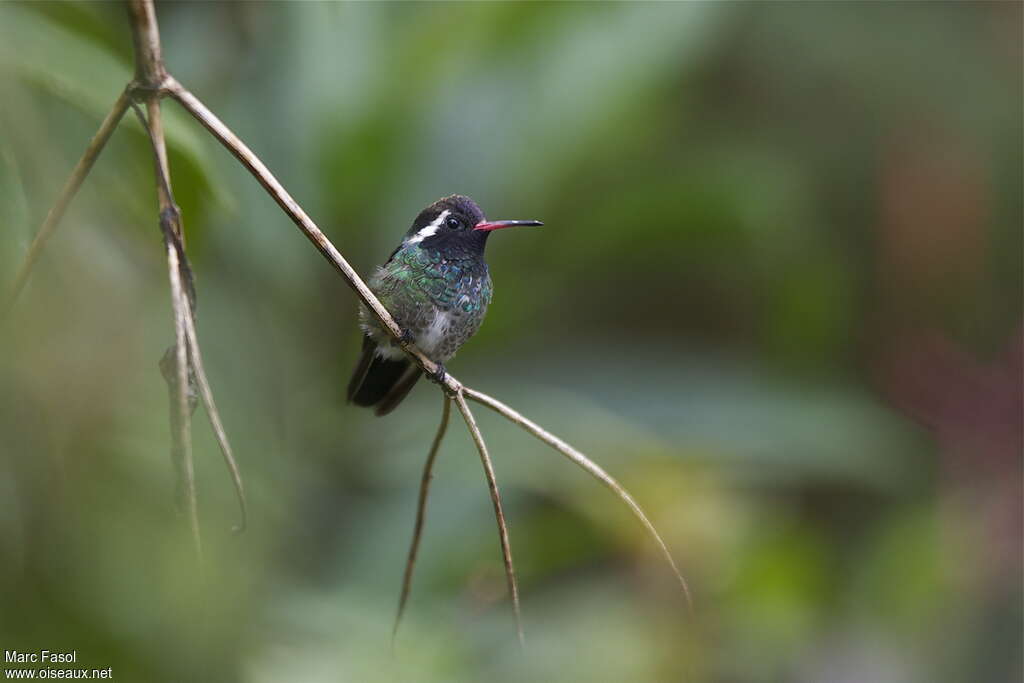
[{"left": 416, "top": 309, "right": 452, "bottom": 358}]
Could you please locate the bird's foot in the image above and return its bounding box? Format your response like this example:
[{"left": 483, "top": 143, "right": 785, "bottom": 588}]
[
  {"left": 428, "top": 363, "right": 447, "bottom": 386},
  {"left": 398, "top": 328, "right": 415, "bottom": 346}
]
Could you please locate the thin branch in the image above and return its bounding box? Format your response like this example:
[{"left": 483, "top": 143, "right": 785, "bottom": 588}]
[
  {"left": 3, "top": 89, "right": 132, "bottom": 316},
  {"left": 131, "top": 101, "right": 202, "bottom": 560},
  {"left": 127, "top": 0, "right": 167, "bottom": 88},
  {"left": 454, "top": 391, "right": 524, "bottom": 649},
  {"left": 393, "top": 394, "right": 451, "bottom": 644},
  {"left": 132, "top": 101, "right": 246, "bottom": 535},
  {"left": 164, "top": 236, "right": 201, "bottom": 563},
  {"left": 126, "top": 0, "right": 200, "bottom": 556},
  {"left": 463, "top": 387, "right": 693, "bottom": 609},
  {"left": 180, "top": 295, "right": 247, "bottom": 534},
  {"left": 145, "top": 96, "right": 177, "bottom": 236},
  {"left": 127, "top": 0, "right": 175, "bottom": 241}
]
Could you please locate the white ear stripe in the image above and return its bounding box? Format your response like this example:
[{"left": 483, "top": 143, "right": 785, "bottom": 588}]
[{"left": 407, "top": 209, "right": 450, "bottom": 245}]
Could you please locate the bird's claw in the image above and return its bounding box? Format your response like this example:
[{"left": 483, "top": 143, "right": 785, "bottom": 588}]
[
  {"left": 398, "top": 329, "right": 415, "bottom": 346},
  {"left": 428, "top": 363, "right": 447, "bottom": 386}
]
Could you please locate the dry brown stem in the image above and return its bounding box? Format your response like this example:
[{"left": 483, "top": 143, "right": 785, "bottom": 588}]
[
  {"left": 393, "top": 394, "right": 451, "bottom": 643},
  {"left": 454, "top": 391, "right": 524, "bottom": 649},
  {"left": 127, "top": 0, "right": 246, "bottom": 551},
  {"left": 125, "top": 0, "right": 203, "bottom": 561},
  {"left": 130, "top": 98, "right": 248, "bottom": 545},
  {"left": 164, "top": 233, "right": 201, "bottom": 562}
]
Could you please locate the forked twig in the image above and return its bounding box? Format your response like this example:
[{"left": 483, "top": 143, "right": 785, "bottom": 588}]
[
  {"left": 131, "top": 101, "right": 200, "bottom": 557},
  {"left": 3, "top": 89, "right": 132, "bottom": 316},
  {"left": 454, "top": 391, "right": 524, "bottom": 649},
  {"left": 393, "top": 394, "right": 451, "bottom": 643},
  {"left": 130, "top": 100, "right": 202, "bottom": 560},
  {"left": 126, "top": 0, "right": 206, "bottom": 558},
  {"left": 463, "top": 387, "right": 693, "bottom": 609},
  {"left": 131, "top": 102, "right": 248, "bottom": 536}
]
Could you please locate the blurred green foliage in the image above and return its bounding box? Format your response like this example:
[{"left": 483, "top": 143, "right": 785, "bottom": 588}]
[{"left": 1, "top": 2, "right": 1020, "bottom": 681}]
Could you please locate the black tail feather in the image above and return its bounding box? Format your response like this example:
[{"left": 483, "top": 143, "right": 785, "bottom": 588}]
[
  {"left": 346, "top": 336, "right": 377, "bottom": 402},
  {"left": 347, "top": 336, "right": 421, "bottom": 413},
  {"left": 374, "top": 365, "right": 423, "bottom": 416}
]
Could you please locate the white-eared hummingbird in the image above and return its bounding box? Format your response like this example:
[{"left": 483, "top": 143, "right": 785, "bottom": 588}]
[{"left": 347, "top": 195, "right": 542, "bottom": 415}]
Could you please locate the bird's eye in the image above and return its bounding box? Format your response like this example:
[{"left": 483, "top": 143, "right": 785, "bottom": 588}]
[{"left": 445, "top": 216, "right": 461, "bottom": 230}]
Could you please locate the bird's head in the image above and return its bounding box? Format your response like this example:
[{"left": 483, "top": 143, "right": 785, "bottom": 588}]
[{"left": 403, "top": 195, "right": 542, "bottom": 253}]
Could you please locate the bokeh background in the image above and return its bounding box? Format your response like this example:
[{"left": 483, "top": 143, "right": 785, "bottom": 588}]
[{"left": 1, "top": 2, "right": 1021, "bottom": 681}]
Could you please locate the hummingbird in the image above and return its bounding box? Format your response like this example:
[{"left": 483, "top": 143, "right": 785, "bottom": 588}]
[{"left": 347, "top": 195, "right": 542, "bottom": 415}]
